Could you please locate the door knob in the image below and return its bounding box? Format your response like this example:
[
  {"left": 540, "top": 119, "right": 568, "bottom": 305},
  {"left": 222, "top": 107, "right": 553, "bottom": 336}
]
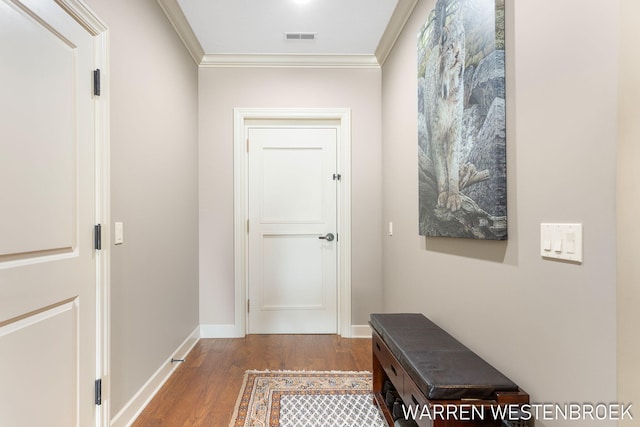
[{"left": 318, "top": 233, "right": 335, "bottom": 242}]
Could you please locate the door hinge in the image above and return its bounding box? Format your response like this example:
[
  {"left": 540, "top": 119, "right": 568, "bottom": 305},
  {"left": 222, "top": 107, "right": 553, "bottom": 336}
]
[
  {"left": 246, "top": 138, "right": 249, "bottom": 152},
  {"left": 93, "top": 69, "right": 101, "bottom": 96},
  {"left": 247, "top": 299, "right": 250, "bottom": 313},
  {"left": 333, "top": 173, "right": 341, "bottom": 181},
  {"left": 94, "top": 224, "right": 102, "bottom": 250},
  {"left": 247, "top": 219, "right": 249, "bottom": 233},
  {"left": 95, "top": 379, "right": 102, "bottom": 406}
]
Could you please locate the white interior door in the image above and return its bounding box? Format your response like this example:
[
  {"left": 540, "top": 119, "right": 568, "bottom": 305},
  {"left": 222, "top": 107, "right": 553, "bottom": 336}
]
[
  {"left": 248, "top": 127, "right": 338, "bottom": 334},
  {"left": 0, "top": 1, "right": 99, "bottom": 426}
]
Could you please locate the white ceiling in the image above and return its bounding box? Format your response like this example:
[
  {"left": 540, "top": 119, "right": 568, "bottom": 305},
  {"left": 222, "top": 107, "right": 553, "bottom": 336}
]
[
  {"left": 176, "top": 0, "right": 399, "bottom": 56},
  {"left": 158, "top": 0, "right": 419, "bottom": 66}
]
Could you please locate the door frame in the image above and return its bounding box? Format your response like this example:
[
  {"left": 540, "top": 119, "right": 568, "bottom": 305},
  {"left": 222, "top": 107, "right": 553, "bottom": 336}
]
[
  {"left": 233, "top": 108, "right": 352, "bottom": 337},
  {"left": 55, "top": 1, "right": 110, "bottom": 425}
]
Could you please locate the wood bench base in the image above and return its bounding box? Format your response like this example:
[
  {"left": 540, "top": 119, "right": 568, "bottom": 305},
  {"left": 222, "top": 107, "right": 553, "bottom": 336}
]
[{"left": 372, "top": 328, "right": 529, "bottom": 427}]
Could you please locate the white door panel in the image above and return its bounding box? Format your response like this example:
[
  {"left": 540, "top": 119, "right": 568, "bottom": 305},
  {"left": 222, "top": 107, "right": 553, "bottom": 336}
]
[
  {"left": 0, "top": 301, "right": 77, "bottom": 427},
  {"left": 248, "top": 127, "right": 338, "bottom": 334},
  {"left": 261, "top": 147, "right": 324, "bottom": 223},
  {"left": 261, "top": 234, "right": 325, "bottom": 309},
  {"left": 0, "top": 1, "right": 98, "bottom": 425},
  {"left": 0, "top": 0, "right": 77, "bottom": 256}
]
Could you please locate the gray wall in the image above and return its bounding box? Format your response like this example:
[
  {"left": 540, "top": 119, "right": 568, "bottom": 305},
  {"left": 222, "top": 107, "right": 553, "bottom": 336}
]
[
  {"left": 617, "top": 0, "right": 640, "bottom": 424},
  {"left": 381, "top": 1, "right": 618, "bottom": 426},
  {"left": 198, "top": 67, "right": 383, "bottom": 328},
  {"left": 84, "top": 0, "right": 199, "bottom": 416}
]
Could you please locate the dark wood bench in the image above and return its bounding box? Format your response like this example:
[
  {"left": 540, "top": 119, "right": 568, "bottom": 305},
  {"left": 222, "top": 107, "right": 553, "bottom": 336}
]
[{"left": 370, "top": 313, "right": 529, "bottom": 427}]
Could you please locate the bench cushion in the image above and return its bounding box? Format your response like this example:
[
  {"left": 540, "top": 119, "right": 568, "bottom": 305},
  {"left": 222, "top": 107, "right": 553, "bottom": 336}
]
[{"left": 370, "top": 313, "right": 518, "bottom": 400}]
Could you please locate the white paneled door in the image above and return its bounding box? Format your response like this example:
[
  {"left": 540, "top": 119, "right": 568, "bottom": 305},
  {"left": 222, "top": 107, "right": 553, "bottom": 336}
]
[
  {"left": 248, "top": 127, "right": 338, "bottom": 334},
  {"left": 0, "top": 1, "right": 100, "bottom": 426}
]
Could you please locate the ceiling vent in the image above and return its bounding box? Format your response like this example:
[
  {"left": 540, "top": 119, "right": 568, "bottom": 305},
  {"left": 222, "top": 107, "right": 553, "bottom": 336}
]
[{"left": 284, "top": 32, "right": 317, "bottom": 41}]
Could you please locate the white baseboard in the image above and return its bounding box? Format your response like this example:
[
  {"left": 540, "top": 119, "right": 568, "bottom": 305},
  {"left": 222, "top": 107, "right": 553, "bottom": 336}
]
[
  {"left": 110, "top": 326, "right": 200, "bottom": 427},
  {"left": 200, "top": 323, "right": 243, "bottom": 338},
  {"left": 350, "top": 324, "right": 372, "bottom": 338},
  {"left": 199, "top": 323, "right": 370, "bottom": 338}
]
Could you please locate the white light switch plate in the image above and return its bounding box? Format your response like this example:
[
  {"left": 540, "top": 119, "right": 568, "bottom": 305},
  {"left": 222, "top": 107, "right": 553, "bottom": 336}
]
[
  {"left": 114, "top": 222, "right": 124, "bottom": 245},
  {"left": 540, "top": 223, "right": 582, "bottom": 263}
]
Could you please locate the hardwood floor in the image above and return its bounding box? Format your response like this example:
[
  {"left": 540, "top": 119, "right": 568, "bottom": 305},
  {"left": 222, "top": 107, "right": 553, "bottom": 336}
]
[{"left": 131, "top": 335, "right": 373, "bottom": 427}]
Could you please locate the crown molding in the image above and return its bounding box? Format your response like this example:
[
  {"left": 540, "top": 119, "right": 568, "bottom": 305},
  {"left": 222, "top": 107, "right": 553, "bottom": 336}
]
[
  {"left": 375, "top": 0, "right": 420, "bottom": 66},
  {"left": 157, "top": 0, "right": 204, "bottom": 65},
  {"left": 200, "top": 53, "right": 381, "bottom": 69}
]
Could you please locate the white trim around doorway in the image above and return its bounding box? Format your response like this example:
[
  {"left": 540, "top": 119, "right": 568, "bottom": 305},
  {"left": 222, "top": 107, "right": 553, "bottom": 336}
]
[
  {"left": 54, "top": 1, "right": 110, "bottom": 425},
  {"left": 233, "top": 108, "right": 352, "bottom": 338}
]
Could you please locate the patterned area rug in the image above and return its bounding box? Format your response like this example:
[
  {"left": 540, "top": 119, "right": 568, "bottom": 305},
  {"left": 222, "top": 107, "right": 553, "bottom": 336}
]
[{"left": 229, "top": 370, "right": 386, "bottom": 427}]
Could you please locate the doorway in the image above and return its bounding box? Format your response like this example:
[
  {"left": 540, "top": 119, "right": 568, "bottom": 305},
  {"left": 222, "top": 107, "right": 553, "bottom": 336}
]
[{"left": 233, "top": 108, "right": 352, "bottom": 337}]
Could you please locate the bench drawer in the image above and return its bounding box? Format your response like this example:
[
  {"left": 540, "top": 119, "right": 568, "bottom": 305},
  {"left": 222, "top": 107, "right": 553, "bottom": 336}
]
[
  {"left": 401, "top": 376, "right": 433, "bottom": 427},
  {"left": 373, "top": 332, "right": 404, "bottom": 391}
]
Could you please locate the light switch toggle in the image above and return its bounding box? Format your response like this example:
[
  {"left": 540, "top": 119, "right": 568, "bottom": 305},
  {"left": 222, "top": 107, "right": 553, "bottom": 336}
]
[
  {"left": 115, "top": 222, "right": 124, "bottom": 245},
  {"left": 540, "top": 223, "right": 582, "bottom": 263},
  {"left": 565, "top": 232, "right": 576, "bottom": 254},
  {"left": 553, "top": 239, "right": 563, "bottom": 253}
]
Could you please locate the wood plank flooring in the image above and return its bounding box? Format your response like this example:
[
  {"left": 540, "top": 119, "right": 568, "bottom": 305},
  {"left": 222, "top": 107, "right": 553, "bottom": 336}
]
[{"left": 131, "top": 335, "right": 373, "bottom": 427}]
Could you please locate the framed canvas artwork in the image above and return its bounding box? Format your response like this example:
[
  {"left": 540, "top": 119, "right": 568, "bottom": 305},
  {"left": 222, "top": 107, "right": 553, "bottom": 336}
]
[{"left": 418, "top": 0, "right": 507, "bottom": 240}]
